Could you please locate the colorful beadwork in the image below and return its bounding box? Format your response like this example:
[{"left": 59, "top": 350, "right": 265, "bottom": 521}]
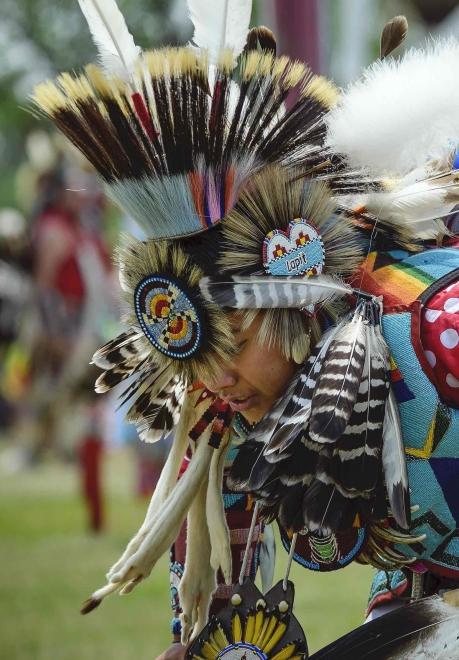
[
  {"left": 279, "top": 524, "right": 366, "bottom": 572},
  {"left": 262, "top": 218, "right": 325, "bottom": 277},
  {"left": 134, "top": 275, "right": 202, "bottom": 359},
  {"left": 217, "top": 642, "right": 267, "bottom": 658}
]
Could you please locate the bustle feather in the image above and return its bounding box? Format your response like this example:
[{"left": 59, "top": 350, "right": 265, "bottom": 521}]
[
  {"left": 78, "top": 0, "right": 141, "bottom": 79},
  {"left": 230, "top": 300, "right": 404, "bottom": 538},
  {"left": 263, "top": 318, "right": 349, "bottom": 459},
  {"left": 187, "top": 0, "right": 252, "bottom": 62}
]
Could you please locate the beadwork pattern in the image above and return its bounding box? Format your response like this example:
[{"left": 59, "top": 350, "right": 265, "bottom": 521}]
[
  {"left": 134, "top": 275, "right": 202, "bottom": 359},
  {"left": 262, "top": 218, "right": 325, "bottom": 278}
]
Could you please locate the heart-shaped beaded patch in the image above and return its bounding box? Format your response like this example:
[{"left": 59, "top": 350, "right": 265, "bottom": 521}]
[{"left": 262, "top": 219, "right": 325, "bottom": 277}]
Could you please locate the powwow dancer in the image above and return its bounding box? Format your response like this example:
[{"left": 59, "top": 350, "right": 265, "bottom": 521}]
[{"left": 32, "top": 1, "right": 459, "bottom": 657}]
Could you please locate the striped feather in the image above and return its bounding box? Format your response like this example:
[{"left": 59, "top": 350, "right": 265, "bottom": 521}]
[
  {"left": 132, "top": 377, "right": 186, "bottom": 443},
  {"left": 328, "top": 319, "right": 389, "bottom": 494},
  {"left": 92, "top": 330, "right": 144, "bottom": 369},
  {"left": 309, "top": 304, "right": 367, "bottom": 443},
  {"left": 263, "top": 317, "right": 349, "bottom": 459},
  {"left": 199, "top": 274, "right": 352, "bottom": 310}
]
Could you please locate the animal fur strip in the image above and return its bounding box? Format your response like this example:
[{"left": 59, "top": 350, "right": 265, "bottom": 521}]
[
  {"left": 206, "top": 430, "right": 232, "bottom": 584},
  {"left": 179, "top": 479, "right": 217, "bottom": 645},
  {"left": 81, "top": 392, "right": 215, "bottom": 613}
]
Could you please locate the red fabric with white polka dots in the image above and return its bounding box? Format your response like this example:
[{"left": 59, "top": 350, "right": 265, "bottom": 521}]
[{"left": 421, "top": 278, "right": 459, "bottom": 405}]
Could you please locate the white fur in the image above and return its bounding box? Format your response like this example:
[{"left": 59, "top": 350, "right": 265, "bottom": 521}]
[
  {"left": 206, "top": 430, "right": 232, "bottom": 584},
  {"left": 326, "top": 39, "right": 459, "bottom": 176},
  {"left": 105, "top": 392, "right": 193, "bottom": 582},
  {"left": 179, "top": 479, "right": 216, "bottom": 645}
]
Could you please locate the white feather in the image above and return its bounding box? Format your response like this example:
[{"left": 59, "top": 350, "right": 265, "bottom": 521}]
[
  {"left": 382, "top": 388, "right": 410, "bottom": 529},
  {"left": 326, "top": 38, "right": 459, "bottom": 176},
  {"left": 200, "top": 274, "right": 352, "bottom": 310},
  {"left": 187, "top": 0, "right": 252, "bottom": 62},
  {"left": 363, "top": 171, "right": 459, "bottom": 239},
  {"left": 78, "top": 0, "right": 141, "bottom": 79}
]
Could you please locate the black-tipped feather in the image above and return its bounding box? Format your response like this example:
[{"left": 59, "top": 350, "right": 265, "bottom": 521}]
[{"left": 382, "top": 388, "right": 411, "bottom": 529}]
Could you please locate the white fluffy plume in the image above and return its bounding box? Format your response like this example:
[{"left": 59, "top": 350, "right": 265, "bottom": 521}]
[
  {"left": 326, "top": 39, "right": 459, "bottom": 176},
  {"left": 187, "top": 0, "right": 252, "bottom": 62},
  {"left": 78, "top": 0, "right": 141, "bottom": 79}
]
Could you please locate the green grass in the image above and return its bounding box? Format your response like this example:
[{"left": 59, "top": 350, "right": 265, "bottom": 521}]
[{"left": 0, "top": 449, "right": 374, "bottom": 659}]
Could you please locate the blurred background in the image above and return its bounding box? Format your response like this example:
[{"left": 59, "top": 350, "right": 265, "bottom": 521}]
[{"left": 1, "top": 1, "right": 458, "bottom": 658}]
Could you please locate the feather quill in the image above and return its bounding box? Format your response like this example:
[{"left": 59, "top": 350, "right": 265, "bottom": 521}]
[
  {"left": 187, "top": 0, "right": 252, "bottom": 62},
  {"left": 382, "top": 388, "right": 410, "bottom": 529},
  {"left": 78, "top": 0, "right": 141, "bottom": 79},
  {"left": 199, "top": 274, "right": 352, "bottom": 310}
]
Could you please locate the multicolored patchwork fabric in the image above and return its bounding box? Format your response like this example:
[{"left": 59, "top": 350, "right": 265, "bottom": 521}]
[
  {"left": 262, "top": 219, "right": 325, "bottom": 277},
  {"left": 134, "top": 275, "right": 202, "bottom": 359},
  {"left": 356, "top": 247, "right": 459, "bottom": 577}
]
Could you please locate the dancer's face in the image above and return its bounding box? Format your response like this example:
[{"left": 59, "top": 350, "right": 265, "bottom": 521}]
[{"left": 202, "top": 312, "right": 298, "bottom": 424}]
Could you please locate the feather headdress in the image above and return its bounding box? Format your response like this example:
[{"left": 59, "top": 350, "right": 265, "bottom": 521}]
[{"left": 33, "top": 48, "right": 348, "bottom": 240}]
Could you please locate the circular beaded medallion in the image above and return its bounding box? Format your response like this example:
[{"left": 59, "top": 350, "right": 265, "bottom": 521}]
[{"left": 134, "top": 275, "right": 202, "bottom": 359}]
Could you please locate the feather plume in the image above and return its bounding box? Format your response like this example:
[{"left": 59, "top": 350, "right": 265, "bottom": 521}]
[
  {"left": 326, "top": 38, "right": 459, "bottom": 176},
  {"left": 199, "top": 274, "right": 352, "bottom": 310},
  {"left": 380, "top": 15, "right": 408, "bottom": 59},
  {"left": 382, "top": 388, "right": 410, "bottom": 529},
  {"left": 78, "top": 0, "right": 141, "bottom": 79},
  {"left": 187, "top": 0, "right": 252, "bottom": 62}
]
